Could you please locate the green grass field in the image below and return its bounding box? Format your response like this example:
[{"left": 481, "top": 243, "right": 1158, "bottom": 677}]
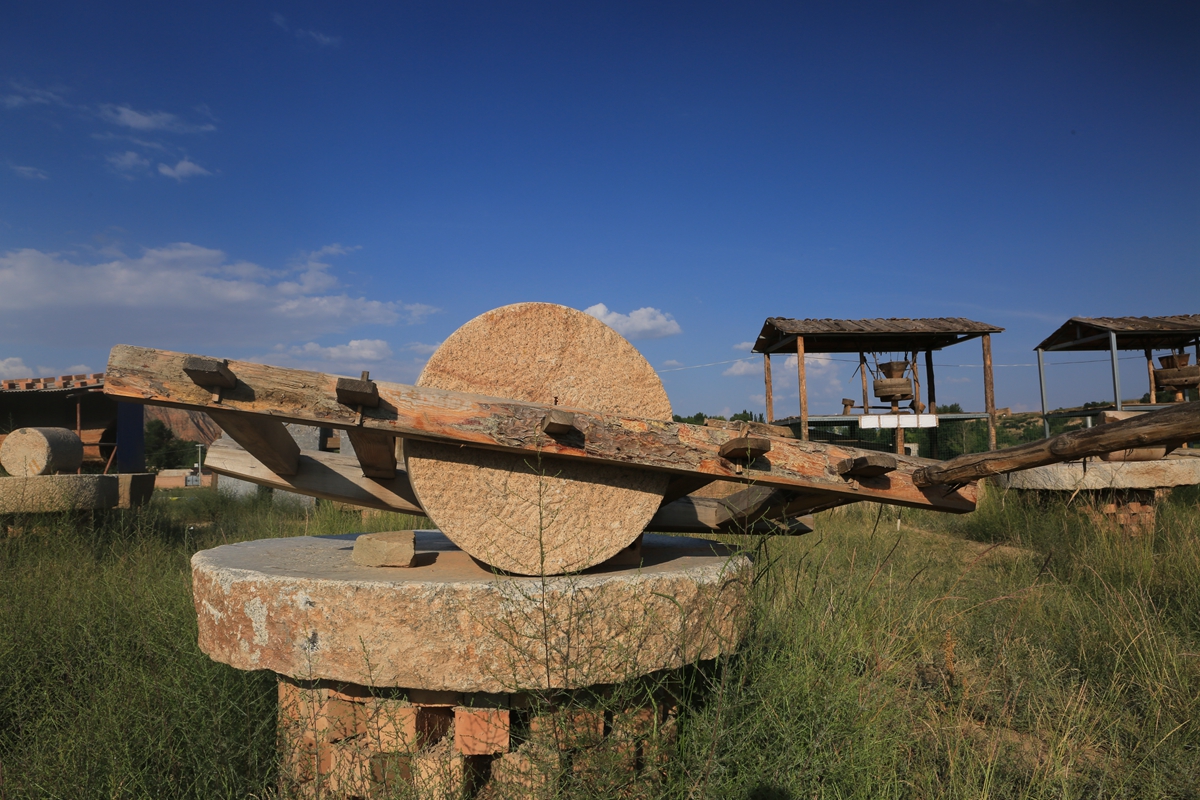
[{"left": 1, "top": 486, "right": 1197, "bottom": 798}]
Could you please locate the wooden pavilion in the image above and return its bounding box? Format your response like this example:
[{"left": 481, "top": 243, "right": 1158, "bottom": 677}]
[
  {"left": 1034, "top": 315, "right": 1200, "bottom": 436},
  {"left": 751, "top": 317, "right": 1004, "bottom": 450}
]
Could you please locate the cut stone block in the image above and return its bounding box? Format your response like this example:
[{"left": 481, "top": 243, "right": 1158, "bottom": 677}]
[
  {"left": 454, "top": 707, "right": 510, "bottom": 755},
  {"left": 0, "top": 427, "right": 83, "bottom": 476},
  {"left": 351, "top": 530, "right": 416, "bottom": 567}
]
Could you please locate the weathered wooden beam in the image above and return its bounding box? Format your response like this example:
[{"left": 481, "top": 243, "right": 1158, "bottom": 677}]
[
  {"left": 104, "top": 345, "right": 977, "bottom": 513},
  {"left": 207, "top": 409, "right": 300, "bottom": 476},
  {"left": 204, "top": 440, "right": 422, "bottom": 514},
  {"left": 913, "top": 401, "right": 1200, "bottom": 487},
  {"left": 837, "top": 453, "right": 898, "bottom": 478},
  {"left": 704, "top": 418, "right": 795, "bottom": 439},
  {"left": 660, "top": 475, "right": 717, "bottom": 505},
  {"left": 345, "top": 428, "right": 397, "bottom": 479}
]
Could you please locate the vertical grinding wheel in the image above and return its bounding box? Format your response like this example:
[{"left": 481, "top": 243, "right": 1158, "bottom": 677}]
[{"left": 404, "top": 303, "right": 673, "bottom": 575}]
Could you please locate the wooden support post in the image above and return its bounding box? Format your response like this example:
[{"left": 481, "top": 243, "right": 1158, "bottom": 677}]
[
  {"left": 910, "top": 351, "right": 922, "bottom": 412},
  {"left": 345, "top": 429, "right": 397, "bottom": 478},
  {"left": 207, "top": 410, "right": 300, "bottom": 476},
  {"left": 796, "top": 337, "right": 808, "bottom": 441},
  {"left": 1146, "top": 349, "right": 1156, "bottom": 405},
  {"left": 763, "top": 354, "right": 774, "bottom": 423},
  {"left": 75, "top": 397, "right": 82, "bottom": 474},
  {"left": 982, "top": 333, "right": 997, "bottom": 451},
  {"left": 860, "top": 353, "right": 870, "bottom": 415},
  {"left": 925, "top": 349, "right": 939, "bottom": 458},
  {"left": 1037, "top": 348, "right": 1050, "bottom": 438},
  {"left": 1110, "top": 331, "right": 1123, "bottom": 411}
]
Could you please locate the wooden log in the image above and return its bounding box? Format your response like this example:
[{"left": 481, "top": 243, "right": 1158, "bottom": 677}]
[
  {"left": 913, "top": 401, "right": 1200, "bottom": 487},
  {"left": 345, "top": 428, "right": 397, "bottom": 478},
  {"left": 796, "top": 336, "right": 809, "bottom": 441},
  {"left": 764, "top": 354, "right": 774, "bottom": 423},
  {"left": 203, "top": 439, "right": 423, "bottom": 513},
  {"left": 206, "top": 410, "right": 300, "bottom": 477},
  {"left": 104, "top": 344, "right": 978, "bottom": 514},
  {"left": 0, "top": 427, "right": 84, "bottom": 476},
  {"left": 704, "top": 418, "right": 795, "bottom": 438}
]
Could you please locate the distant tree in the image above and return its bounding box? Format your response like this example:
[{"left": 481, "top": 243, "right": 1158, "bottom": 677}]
[
  {"left": 673, "top": 412, "right": 712, "bottom": 425},
  {"left": 729, "top": 409, "right": 765, "bottom": 423},
  {"left": 937, "top": 402, "right": 964, "bottom": 414},
  {"left": 144, "top": 419, "right": 199, "bottom": 471}
]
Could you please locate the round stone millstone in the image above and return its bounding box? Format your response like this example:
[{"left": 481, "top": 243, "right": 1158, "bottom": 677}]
[
  {"left": 191, "top": 531, "right": 750, "bottom": 694},
  {"left": 404, "top": 302, "right": 673, "bottom": 575}
]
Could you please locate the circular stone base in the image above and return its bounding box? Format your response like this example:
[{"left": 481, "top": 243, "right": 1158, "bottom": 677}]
[{"left": 192, "top": 531, "right": 750, "bottom": 694}]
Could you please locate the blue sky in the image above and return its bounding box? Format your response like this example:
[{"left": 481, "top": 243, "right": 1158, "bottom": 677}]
[{"left": 2, "top": 2, "right": 1196, "bottom": 418}]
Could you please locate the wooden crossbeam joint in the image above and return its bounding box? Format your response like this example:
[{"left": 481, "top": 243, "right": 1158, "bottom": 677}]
[
  {"left": 718, "top": 437, "right": 771, "bottom": 462},
  {"left": 335, "top": 376, "right": 380, "bottom": 408},
  {"left": 182, "top": 357, "right": 236, "bottom": 389},
  {"left": 541, "top": 409, "right": 577, "bottom": 435},
  {"left": 836, "top": 453, "right": 898, "bottom": 478}
]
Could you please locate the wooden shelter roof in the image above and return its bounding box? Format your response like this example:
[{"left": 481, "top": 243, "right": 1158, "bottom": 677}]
[
  {"left": 753, "top": 317, "right": 1003, "bottom": 354},
  {"left": 1035, "top": 316, "right": 1200, "bottom": 352}
]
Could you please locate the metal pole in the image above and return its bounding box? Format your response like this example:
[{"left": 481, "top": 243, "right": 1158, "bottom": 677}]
[
  {"left": 1110, "top": 331, "right": 1122, "bottom": 411},
  {"left": 1037, "top": 348, "right": 1050, "bottom": 438}
]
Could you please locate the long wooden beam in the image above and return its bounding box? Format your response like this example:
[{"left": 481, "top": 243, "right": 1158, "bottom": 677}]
[
  {"left": 105, "top": 345, "right": 977, "bottom": 513},
  {"left": 913, "top": 401, "right": 1200, "bottom": 487}
]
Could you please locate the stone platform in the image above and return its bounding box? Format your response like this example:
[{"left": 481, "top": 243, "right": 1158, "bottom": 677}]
[
  {"left": 193, "top": 531, "right": 750, "bottom": 797},
  {"left": 193, "top": 531, "right": 749, "bottom": 694}
]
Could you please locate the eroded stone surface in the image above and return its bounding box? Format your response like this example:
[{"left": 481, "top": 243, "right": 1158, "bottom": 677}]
[
  {"left": 352, "top": 530, "right": 416, "bottom": 567},
  {"left": 0, "top": 474, "right": 118, "bottom": 512},
  {"left": 192, "top": 531, "right": 749, "bottom": 693},
  {"left": 405, "top": 302, "right": 673, "bottom": 575},
  {"left": 994, "top": 455, "right": 1200, "bottom": 491}
]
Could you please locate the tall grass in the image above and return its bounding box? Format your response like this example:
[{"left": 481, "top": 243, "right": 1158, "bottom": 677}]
[{"left": 1, "top": 486, "right": 1197, "bottom": 798}]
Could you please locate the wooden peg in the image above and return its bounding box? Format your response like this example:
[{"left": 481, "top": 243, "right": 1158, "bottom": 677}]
[
  {"left": 541, "top": 409, "right": 576, "bottom": 435},
  {"left": 718, "top": 437, "right": 771, "bottom": 462}
]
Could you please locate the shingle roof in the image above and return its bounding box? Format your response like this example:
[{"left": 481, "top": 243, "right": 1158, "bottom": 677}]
[
  {"left": 753, "top": 318, "right": 1003, "bottom": 354},
  {"left": 1035, "top": 316, "right": 1200, "bottom": 351}
]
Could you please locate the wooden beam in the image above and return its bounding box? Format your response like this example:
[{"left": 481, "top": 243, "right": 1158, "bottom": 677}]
[
  {"left": 104, "top": 345, "right": 978, "bottom": 513},
  {"left": 207, "top": 409, "right": 300, "bottom": 476},
  {"left": 913, "top": 401, "right": 1200, "bottom": 487},
  {"left": 704, "top": 418, "right": 795, "bottom": 438},
  {"left": 836, "top": 453, "right": 898, "bottom": 478},
  {"left": 183, "top": 356, "right": 237, "bottom": 389},
  {"left": 1146, "top": 349, "right": 1156, "bottom": 405},
  {"left": 764, "top": 354, "right": 774, "bottom": 423},
  {"left": 982, "top": 333, "right": 997, "bottom": 450},
  {"left": 924, "top": 350, "right": 937, "bottom": 414},
  {"left": 336, "top": 376, "right": 380, "bottom": 408},
  {"left": 796, "top": 336, "right": 809, "bottom": 441},
  {"left": 345, "top": 428, "right": 397, "bottom": 478},
  {"left": 718, "top": 437, "right": 771, "bottom": 461},
  {"left": 860, "top": 353, "right": 870, "bottom": 420},
  {"left": 660, "top": 475, "right": 717, "bottom": 505},
  {"left": 204, "top": 440, "right": 422, "bottom": 513}
]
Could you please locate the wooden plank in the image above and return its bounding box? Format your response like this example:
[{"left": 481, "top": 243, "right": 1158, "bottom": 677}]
[
  {"left": 718, "top": 437, "right": 771, "bottom": 461},
  {"left": 913, "top": 401, "right": 1200, "bottom": 487},
  {"left": 836, "top": 453, "right": 898, "bottom": 478},
  {"left": 104, "top": 345, "right": 978, "bottom": 513},
  {"left": 207, "top": 409, "right": 300, "bottom": 476},
  {"left": 704, "top": 418, "right": 794, "bottom": 438},
  {"left": 204, "top": 440, "right": 422, "bottom": 514},
  {"left": 345, "top": 428, "right": 397, "bottom": 478}
]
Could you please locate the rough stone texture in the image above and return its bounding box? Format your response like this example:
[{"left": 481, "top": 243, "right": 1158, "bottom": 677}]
[
  {"left": 405, "top": 302, "right": 673, "bottom": 575},
  {"left": 993, "top": 455, "right": 1200, "bottom": 491},
  {"left": 192, "top": 530, "right": 748, "bottom": 693},
  {"left": 0, "top": 474, "right": 119, "bottom": 512},
  {"left": 0, "top": 427, "right": 83, "bottom": 477},
  {"left": 352, "top": 530, "right": 416, "bottom": 567}
]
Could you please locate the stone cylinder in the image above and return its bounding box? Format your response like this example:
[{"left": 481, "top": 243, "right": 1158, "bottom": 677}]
[{"left": 0, "top": 427, "right": 84, "bottom": 477}]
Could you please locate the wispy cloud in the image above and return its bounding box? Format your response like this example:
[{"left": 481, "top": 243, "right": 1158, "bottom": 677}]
[
  {"left": 107, "top": 150, "right": 151, "bottom": 178},
  {"left": 288, "top": 339, "right": 392, "bottom": 361},
  {"left": 583, "top": 303, "right": 682, "bottom": 340},
  {"left": 272, "top": 13, "right": 341, "bottom": 47},
  {"left": 732, "top": 341, "right": 754, "bottom": 351},
  {"left": 662, "top": 359, "right": 684, "bottom": 368},
  {"left": 0, "top": 243, "right": 431, "bottom": 349},
  {"left": 157, "top": 157, "right": 212, "bottom": 181},
  {"left": 403, "top": 341, "right": 442, "bottom": 356},
  {"left": 11, "top": 165, "right": 48, "bottom": 180},
  {"left": 98, "top": 104, "right": 216, "bottom": 133},
  {"left": 2, "top": 82, "right": 68, "bottom": 109},
  {"left": 723, "top": 359, "right": 757, "bottom": 376}
]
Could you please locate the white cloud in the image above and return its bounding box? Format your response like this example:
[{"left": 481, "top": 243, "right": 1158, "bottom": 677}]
[
  {"left": 0, "top": 243, "right": 431, "bottom": 348},
  {"left": 289, "top": 339, "right": 392, "bottom": 361},
  {"left": 11, "top": 165, "right": 48, "bottom": 180},
  {"left": 403, "top": 341, "right": 441, "bottom": 356},
  {"left": 158, "top": 158, "right": 212, "bottom": 181},
  {"left": 99, "top": 104, "right": 216, "bottom": 133},
  {"left": 723, "top": 359, "right": 758, "bottom": 376},
  {"left": 298, "top": 29, "right": 341, "bottom": 47},
  {"left": 107, "top": 151, "right": 151, "bottom": 178},
  {"left": 0, "top": 357, "right": 31, "bottom": 378},
  {"left": 732, "top": 341, "right": 754, "bottom": 351},
  {"left": 583, "top": 303, "right": 681, "bottom": 340},
  {"left": 662, "top": 359, "right": 683, "bottom": 368},
  {"left": 2, "top": 83, "right": 67, "bottom": 109},
  {"left": 782, "top": 353, "right": 843, "bottom": 399}
]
